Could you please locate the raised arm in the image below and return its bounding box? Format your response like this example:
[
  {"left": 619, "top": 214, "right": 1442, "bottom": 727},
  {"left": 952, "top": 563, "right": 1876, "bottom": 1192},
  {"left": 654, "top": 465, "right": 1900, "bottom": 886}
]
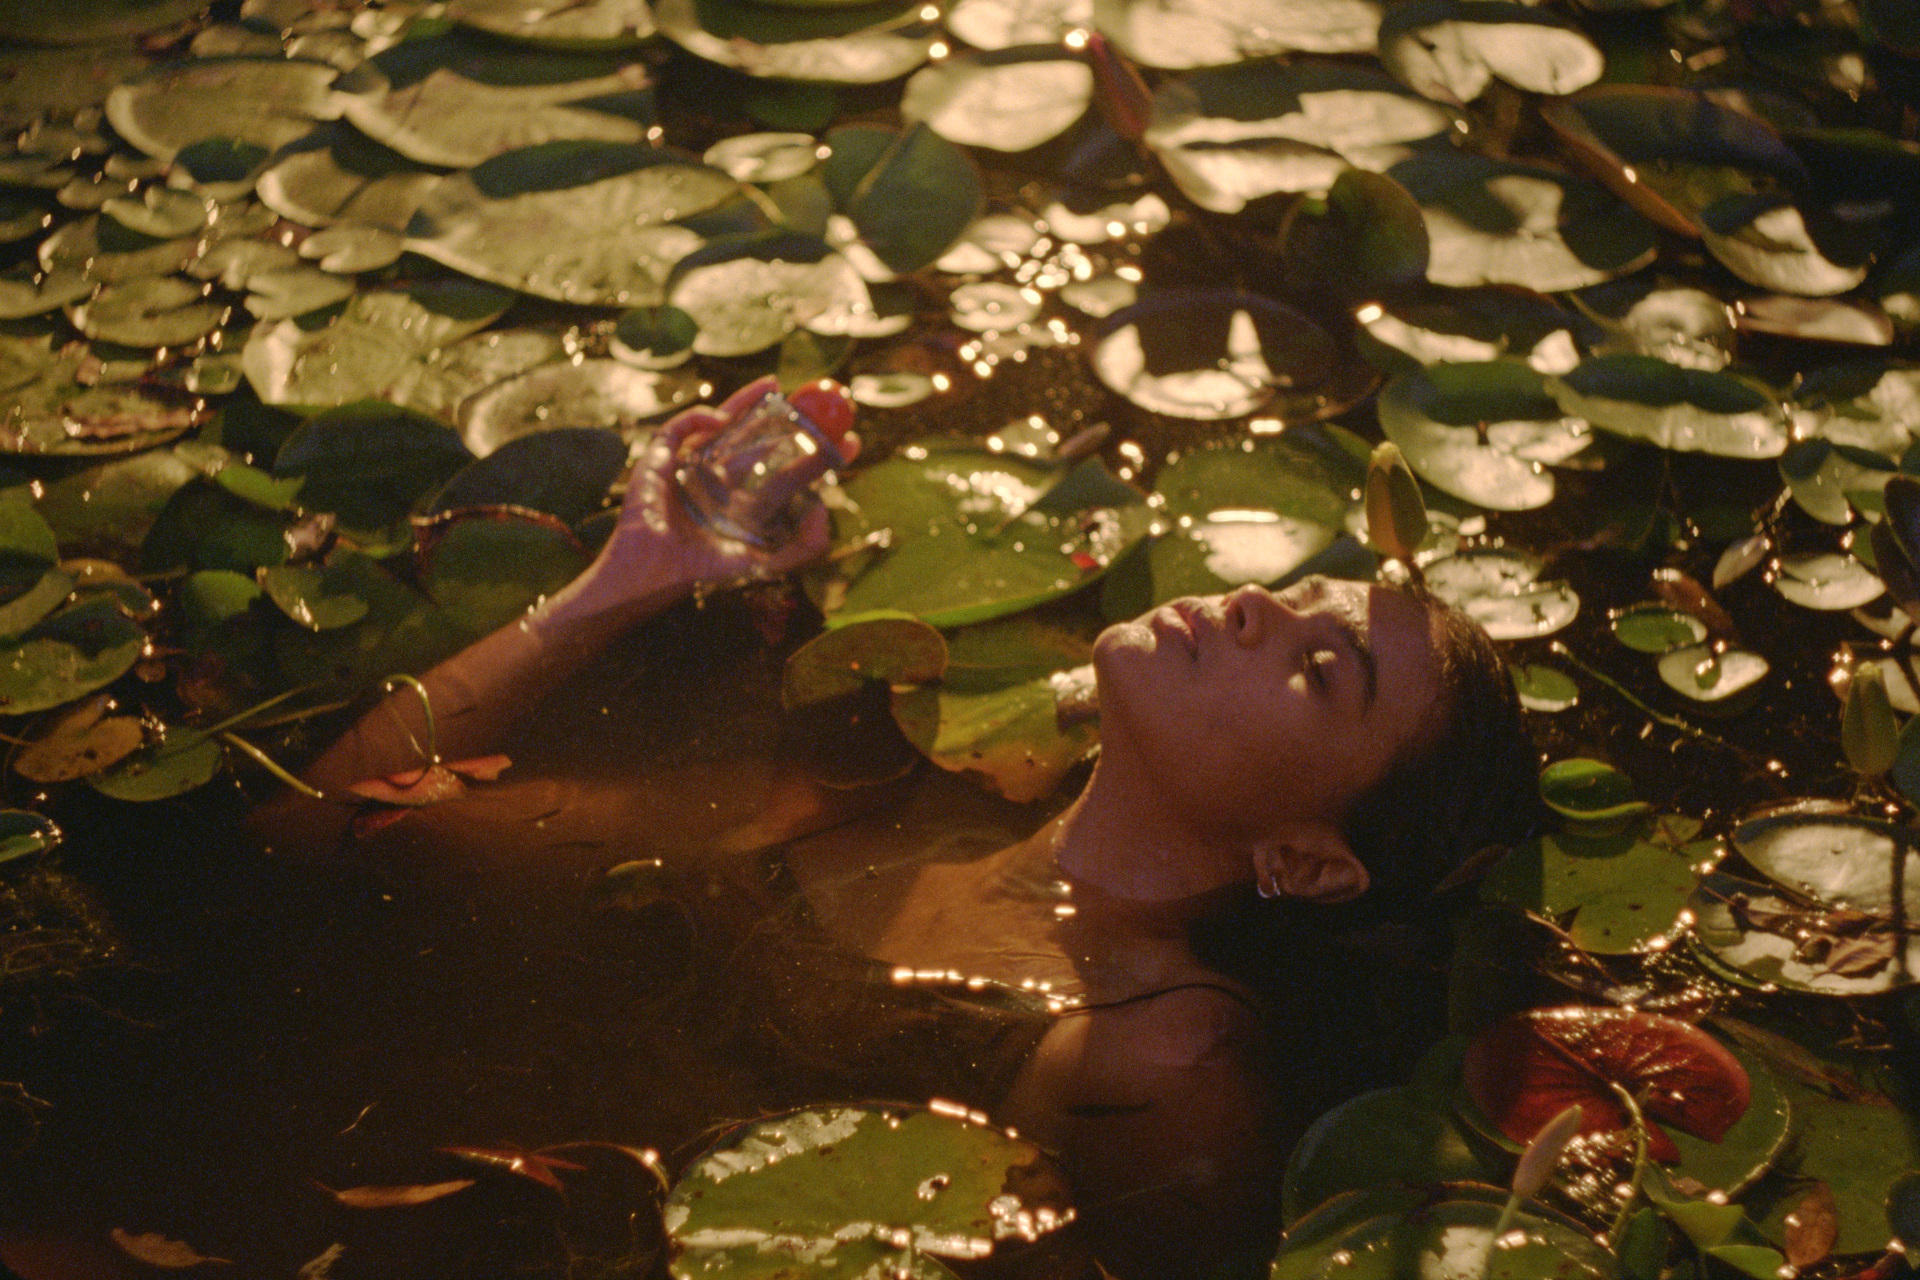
[{"left": 294, "top": 376, "right": 848, "bottom": 797}]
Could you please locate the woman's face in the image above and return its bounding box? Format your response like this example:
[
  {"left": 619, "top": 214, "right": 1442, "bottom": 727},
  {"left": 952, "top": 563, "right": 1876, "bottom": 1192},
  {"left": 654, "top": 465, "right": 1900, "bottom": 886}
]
[{"left": 1091, "top": 577, "right": 1444, "bottom": 837}]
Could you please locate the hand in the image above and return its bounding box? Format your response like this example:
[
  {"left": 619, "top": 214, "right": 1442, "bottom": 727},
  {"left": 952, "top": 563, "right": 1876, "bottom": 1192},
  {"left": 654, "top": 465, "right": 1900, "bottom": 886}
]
[{"left": 556, "top": 377, "right": 860, "bottom": 623}]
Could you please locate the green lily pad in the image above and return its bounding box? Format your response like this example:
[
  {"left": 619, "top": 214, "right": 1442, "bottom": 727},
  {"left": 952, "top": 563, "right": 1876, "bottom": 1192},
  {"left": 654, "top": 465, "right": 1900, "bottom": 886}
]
[
  {"left": 1380, "top": 0, "right": 1603, "bottom": 102},
  {"left": 1512, "top": 662, "right": 1577, "bottom": 712},
  {"left": 664, "top": 1104, "right": 1071, "bottom": 1280},
  {"left": 815, "top": 440, "right": 1151, "bottom": 627},
  {"left": 242, "top": 278, "right": 521, "bottom": 411},
  {"left": 177, "top": 570, "right": 265, "bottom": 634},
  {"left": 1281, "top": 1087, "right": 1496, "bottom": 1225},
  {"left": 704, "top": 132, "right": 821, "bottom": 184},
  {"left": 427, "top": 427, "right": 627, "bottom": 523},
  {"left": 1272, "top": 1186, "right": 1618, "bottom": 1280},
  {"left": 1548, "top": 356, "right": 1787, "bottom": 458},
  {"left": 0, "top": 345, "right": 203, "bottom": 456},
  {"left": 272, "top": 552, "right": 471, "bottom": 698},
  {"left": 611, "top": 304, "right": 698, "bottom": 369},
  {"left": 1392, "top": 151, "right": 1658, "bottom": 292},
  {"left": 1357, "top": 285, "right": 1591, "bottom": 373},
  {"left": 1092, "top": 290, "right": 1337, "bottom": 421},
  {"left": 902, "top": 56, "right": 1092, "bottom": 153},
  {"left": 1092, "top": 0, "right": 1384, "bottom": 67},
  {"left": 1377, "top": 361, "right": 1586, "bottom": 511},
  {"left": 299, "top": 225, "right": 408, "bottom": 275},
  {"left": 1611, "top": 604, "right": 1707, "bottom": 653},
  {"left": 1144, "top": 61, "right": 1452, "bottom": 213},
  {"left": 39, "top": 215, "right": 199, "bottom": 284},
  {"left": 667, "top": 235, "right": 876, "bottom": 357},
  {"left": 406, "top": 141, "right": 736, "bottom": 306},
  {"left": 68, "top": 276, "right": 223, "bottom": 348},
  {"left": 0, "top": 809, "right": 60, "bottom": 865},
  {"left": 256, "top": 123, "right": 443, "bottom": 233},
  {"left": 1537, "top": 758, "right": 1649, "bottom": 822},
  {"left": 1666, "top": 1043, "right": 1793, "bottom": 1199},
  {"left": 1779, "top": 439, "right": 1897, "bottom": 527},
  {"left": 1481, "top": 828, "right": 1701, "bottom": 953},
  {"left": 822, "top": 123, "right": 981, "bottom": 276},
  {"left": 0, "top": 491, "right": 61, "bottom": 599},
  {"left": 415, "top": 509, "right": 591, "bottom": 638},
  {"left": 890, "top": 616, "right": 1096, "bottom": 803},
  {"left": 457, "top": 360, "right": 699, "bottom": 456},
  {"left": 0, "top": 0, "right": 206, "bottom": 45},
  {"left": 0, "top": 572, "right": 78, "bottom": 641},
  {"left": 260, "top": 561, "right": 373, "bottom": 631},
  {"left": 446, "top": 0, "right": 657, "bottom": 47},
  {"left": 337, "top": 31, "right": 653, "bottom": 169},
  {"left": 1704, "top": 200, "right": 1868, "bottom": 298},
  {"left": 90, "top": 727, "right": 223, "bottom": 802},
  {"left": 0, "top": 267, "right": 94, "bottom": 321},
  {"left": 105, "top": 56, "right": 343, "bottom": 163},
  {"left": 100, "top": 187, "right": 209, "bottom": 240},
  {"left": 1772, "top": 552, "right": 1883, "bottom": 611},
  {"left": 1424, "top": 548, "right": 1580, "bottom": 641},
  {"left": 653, "top": 0, "right": 934, "bottom": 82},
  {"left": 244, "top": 264, "right": 358, "bottom": 322},
  {"left": 0, "top": 597, "right": 146, "bottom": 716},
  {"left": 274, "top": 401, "right": 474, "bottom": 532},
  {"left": 141, "top": 478, "right": 292, "bottom": 575},
  {"left": 784, "top": 612, "right": 947, "bottom": 709},
  {"left": 37, "top": 444, "right": 214, "bottom": 552},
  {"left": 1754, "top": 1091, "right": 1918, "bottom": 1256},
  {"left": 1656, "top": 643, "right": 1769, "bottom": 705}
]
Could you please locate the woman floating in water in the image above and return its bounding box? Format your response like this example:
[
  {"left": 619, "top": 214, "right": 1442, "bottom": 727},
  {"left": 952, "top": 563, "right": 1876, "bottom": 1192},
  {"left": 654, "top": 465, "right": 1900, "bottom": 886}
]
[{"left": 281, "top": 379, "right": 1540, "bottom": 1280}]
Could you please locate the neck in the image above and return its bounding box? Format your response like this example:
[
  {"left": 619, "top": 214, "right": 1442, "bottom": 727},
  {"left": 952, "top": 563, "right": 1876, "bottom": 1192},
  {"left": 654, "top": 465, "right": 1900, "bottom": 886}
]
[{"left": 1048, "top": 749, "right": 1252, "bottom": 905}]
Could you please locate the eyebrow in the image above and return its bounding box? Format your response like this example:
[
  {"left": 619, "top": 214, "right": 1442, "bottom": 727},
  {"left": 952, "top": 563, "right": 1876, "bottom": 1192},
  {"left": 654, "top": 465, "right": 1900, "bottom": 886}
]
[{"left": 1334, "top": 616, "right": 1378, "bottom": 712}]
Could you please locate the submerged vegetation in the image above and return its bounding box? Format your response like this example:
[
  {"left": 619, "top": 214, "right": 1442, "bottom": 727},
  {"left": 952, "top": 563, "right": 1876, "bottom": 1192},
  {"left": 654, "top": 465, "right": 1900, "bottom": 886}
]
[{"left": 2, "top": 0, "right": 1920, "bottom": 1275}]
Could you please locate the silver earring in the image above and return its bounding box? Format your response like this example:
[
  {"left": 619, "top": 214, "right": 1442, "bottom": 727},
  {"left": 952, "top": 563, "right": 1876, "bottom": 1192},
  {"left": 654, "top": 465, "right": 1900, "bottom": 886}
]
[{"left": 1256, "top": 866, "right": 1281, "bottom": 899}]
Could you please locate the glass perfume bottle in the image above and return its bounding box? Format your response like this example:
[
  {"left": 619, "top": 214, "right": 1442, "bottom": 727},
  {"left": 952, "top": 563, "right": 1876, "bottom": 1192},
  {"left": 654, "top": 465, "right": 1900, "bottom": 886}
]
[{"left": 674, "top": 380, "right": 853, "bottom": 549}]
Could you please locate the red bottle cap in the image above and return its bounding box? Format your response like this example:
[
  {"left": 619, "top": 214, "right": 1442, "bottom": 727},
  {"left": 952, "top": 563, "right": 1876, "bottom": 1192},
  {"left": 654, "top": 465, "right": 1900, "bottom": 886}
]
[{"left": 789, "top": 379, "right": 854, "bottom": 443}]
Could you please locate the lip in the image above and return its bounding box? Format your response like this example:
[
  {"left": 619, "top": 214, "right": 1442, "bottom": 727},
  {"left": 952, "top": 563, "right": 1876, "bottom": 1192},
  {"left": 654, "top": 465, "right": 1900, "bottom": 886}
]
[{"left": 1153, "top": 600, "right": 1205, "bottom": 660}]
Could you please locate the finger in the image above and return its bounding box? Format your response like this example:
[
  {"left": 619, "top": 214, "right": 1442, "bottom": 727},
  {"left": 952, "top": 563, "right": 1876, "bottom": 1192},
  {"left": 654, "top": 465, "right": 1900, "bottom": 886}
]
[
  {"left": 715, "top": 375, "right": 778, "bottom": 420},
  {"left": 652, "top": 406, "right": 728, "bottom": 458},
  {"left": 761, "top": 505, "right": 833, "bottom": 576}
]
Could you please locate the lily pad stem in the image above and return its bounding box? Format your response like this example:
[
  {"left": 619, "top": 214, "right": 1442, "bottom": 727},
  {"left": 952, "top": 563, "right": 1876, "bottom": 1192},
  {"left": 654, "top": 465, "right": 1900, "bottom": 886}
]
[
  {"left": 381, "top": 674, "right": 438, "bottom": 771},
  {"left": 1487, "top": 1191, "right": 1524, "bottom": 1280},
  {"left": 199, "top": 682, "right": 323, "bottom": 737},
  {"left": 1546, "top": 642, "right": 1747, "bottom": 759},
  {"left": 1606, "top": 1082, "right": 1650, "bottom": 1248},
  {"left": 219, "top": 730, "right": 326, "bottom": 800}
]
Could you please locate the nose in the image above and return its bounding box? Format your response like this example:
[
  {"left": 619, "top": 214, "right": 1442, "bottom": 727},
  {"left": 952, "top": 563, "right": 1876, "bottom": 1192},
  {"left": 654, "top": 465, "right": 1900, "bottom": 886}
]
[{"left": 1223, "top": 583, "right": 1277, "bottom": 649}]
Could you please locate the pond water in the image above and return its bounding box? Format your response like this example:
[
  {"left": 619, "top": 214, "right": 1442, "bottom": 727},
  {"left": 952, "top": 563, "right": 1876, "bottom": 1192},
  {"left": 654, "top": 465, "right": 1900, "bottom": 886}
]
[{"left": 2, "top": 1, "right": 1920, "bottom": 1279}]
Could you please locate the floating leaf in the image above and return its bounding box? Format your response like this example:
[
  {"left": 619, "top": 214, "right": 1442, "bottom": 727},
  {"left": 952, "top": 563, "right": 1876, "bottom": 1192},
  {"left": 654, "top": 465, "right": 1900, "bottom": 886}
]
[
  {"left": 108, "top": 1229, "right": 231, "bottom": 1270},
  {"left": 244, "top": 265, "right": 357, "bottom": 322},
  {"left": 664, "top": 1105, "right": 1071, "bottom": 1280},
  {"left": 14, "top": 693, "right": 144, "bottom": 782},
  {"left": 1, "top": 0, "right": 206, "bottom": 45},
  {"left": 652, "top": 0, "right": 934, "bottom": 83},
  {"left": 1512, "top": 662, "right": 1577, "bottom": 712},
  {"left": 815, "top": 440, "right": 1151, "bottom": 627},
  {"left": 1092, "top": 290, "right": 1335, "bottom": 420},
  {"left": 406, "top": 142, "right": 737, "bottom": 306},
  {"left": 1549, "top": 356, "right": 1787, "bottom": 458},
  {"left": 1757, "top": 1092, "right": 1918, "bottom": 1256},
  {"left": 1393, "top": 151, "right": 1657, "bottom": 292},
  {"left": 105, "top": 56, "right": 342, "bottom": 163},
  {"left": 1463, "top": 1006, "right": 1751, "bottom": 1163},
  {"left": 1424, "top": 548, "right": 1579, "bottom": 640},
  {"left": 1273, "top": 1186, "right": 1616, "bottom": 1280},
  {"left": 274, "top": 402, "right": 473, "bottom": 532},
  {"left": 1091, "top": 0, "right": 1384, "bottom": 67},
  {"left": 1377, "top": 360, "right": 1586, "bottom": 511},
  {"left": 902, "top": 56, "right": 1092, "bottom": 153},
  {"left": 415, "top": 510, "right": 591, "bottom": 638},
  {"left": 0, "top": 597, "right": 146, "bottom": 716},
  {"left": 428, "top": 428, "right": 628, "bottom": 523},
  {"left": 256, "top": 122, "right": 443, "bottom": 233},
  {"left": 1481, "top": 828, "right": 1700, "bottom": 954},
  {"left": 338, "top": 32, "right": 653, "bottom": 169},
  {"left": 324, "top": 1179, "right": 477, "bottom": 1208},
  {"left": 821, "top": 123, "right": 981, "bottom": 275},
  {"left": 90, "top": 727, "right": 223, "bottom": 802},
  {"left": 1657, "top": 644, "right": 1769, "bottom": 705},
  {"left": 260, "top": 561, "right": 373, "bottom": 631},
  {"left": 1705, "top": 201, "right": 1867, "bottom": 299},
  {"left": 1773, "top": 552, "right": 1883, "bottom": 611},
  {"left": 68, "top": 277, "right": 224, "bottom": 348},
  {"left": 1380, "top": 1, "right": 1603, "bottom": 103},
  {"left": 1281, "top": 1087, "right": 1494, "bottom": 1225},
  {"left": 1611, "top": 604, "right": 1706, "bottom": 653},
  {"left": 0, "top": 809, "right": 60, "bottom": 864},
  {"left": 890, "top": 616, "right": 1096, "bottom": 802},
  {"left": 447, "top": 0, "right": 655, "bottom": 47},
  {"left": 783, "top": 612, "right": 947, "bottom": 709},
  {"left": 1537, "top": 757, "right": 1648, "bottom": 822},
  {"left": 667, "top": 236, "right": 877, "bottom": 357},
  {"left": 457, "top": 360, "right": 698, "bottom": 456}
]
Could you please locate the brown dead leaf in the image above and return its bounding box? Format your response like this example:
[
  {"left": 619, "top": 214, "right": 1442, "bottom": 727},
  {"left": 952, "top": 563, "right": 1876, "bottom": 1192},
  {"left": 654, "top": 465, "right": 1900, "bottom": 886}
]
[
  {"left": 438, "top": 1146, "right": 582, "bottom": 1193},
  {"left": 346, "top": 764, "right": 466, "bottom": 807},
  {"left": 1784, "top": 1182, "right": 1839, "bottom": 1269},
  {"left": 108, "top": 1229, "right": 230, "bottom": 1268},
  {"left": 1820, "top": 934, "right": 1897, "bottom": 978},
  {"left": 442, "top": 754, "right": 511, "bottom": 782},
  {"left": 321, "top": 1179, "right": 476, "bottom": 1209},
  {"left": 15, "top": 695, "right": 146, "bottom": 783}
]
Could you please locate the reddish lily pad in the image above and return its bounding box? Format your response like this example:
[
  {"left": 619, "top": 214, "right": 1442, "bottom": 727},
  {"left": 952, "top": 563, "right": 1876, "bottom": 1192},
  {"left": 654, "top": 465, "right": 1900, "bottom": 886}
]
[{"left": 1462, "top": 1006, "right": 1752, "bottom": 1163}]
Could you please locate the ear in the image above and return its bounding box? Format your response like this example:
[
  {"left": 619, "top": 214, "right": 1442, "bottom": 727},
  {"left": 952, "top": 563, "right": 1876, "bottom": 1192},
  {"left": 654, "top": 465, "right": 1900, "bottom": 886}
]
[{"left": 1253, "top": 824, "right": 1370, "bottom": 904}]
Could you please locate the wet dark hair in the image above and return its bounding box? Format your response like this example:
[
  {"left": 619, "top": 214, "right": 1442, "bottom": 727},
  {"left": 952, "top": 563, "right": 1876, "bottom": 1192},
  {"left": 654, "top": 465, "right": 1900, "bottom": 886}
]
[{"left": 1338, "top": 594, "right": 1541, "bottom": 900}]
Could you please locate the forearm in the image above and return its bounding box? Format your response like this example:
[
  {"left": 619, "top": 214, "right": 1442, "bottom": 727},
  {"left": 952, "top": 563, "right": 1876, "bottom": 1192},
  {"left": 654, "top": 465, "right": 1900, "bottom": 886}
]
[{"left": 301, "top": 555, "right": 688, "bottom": 794}]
